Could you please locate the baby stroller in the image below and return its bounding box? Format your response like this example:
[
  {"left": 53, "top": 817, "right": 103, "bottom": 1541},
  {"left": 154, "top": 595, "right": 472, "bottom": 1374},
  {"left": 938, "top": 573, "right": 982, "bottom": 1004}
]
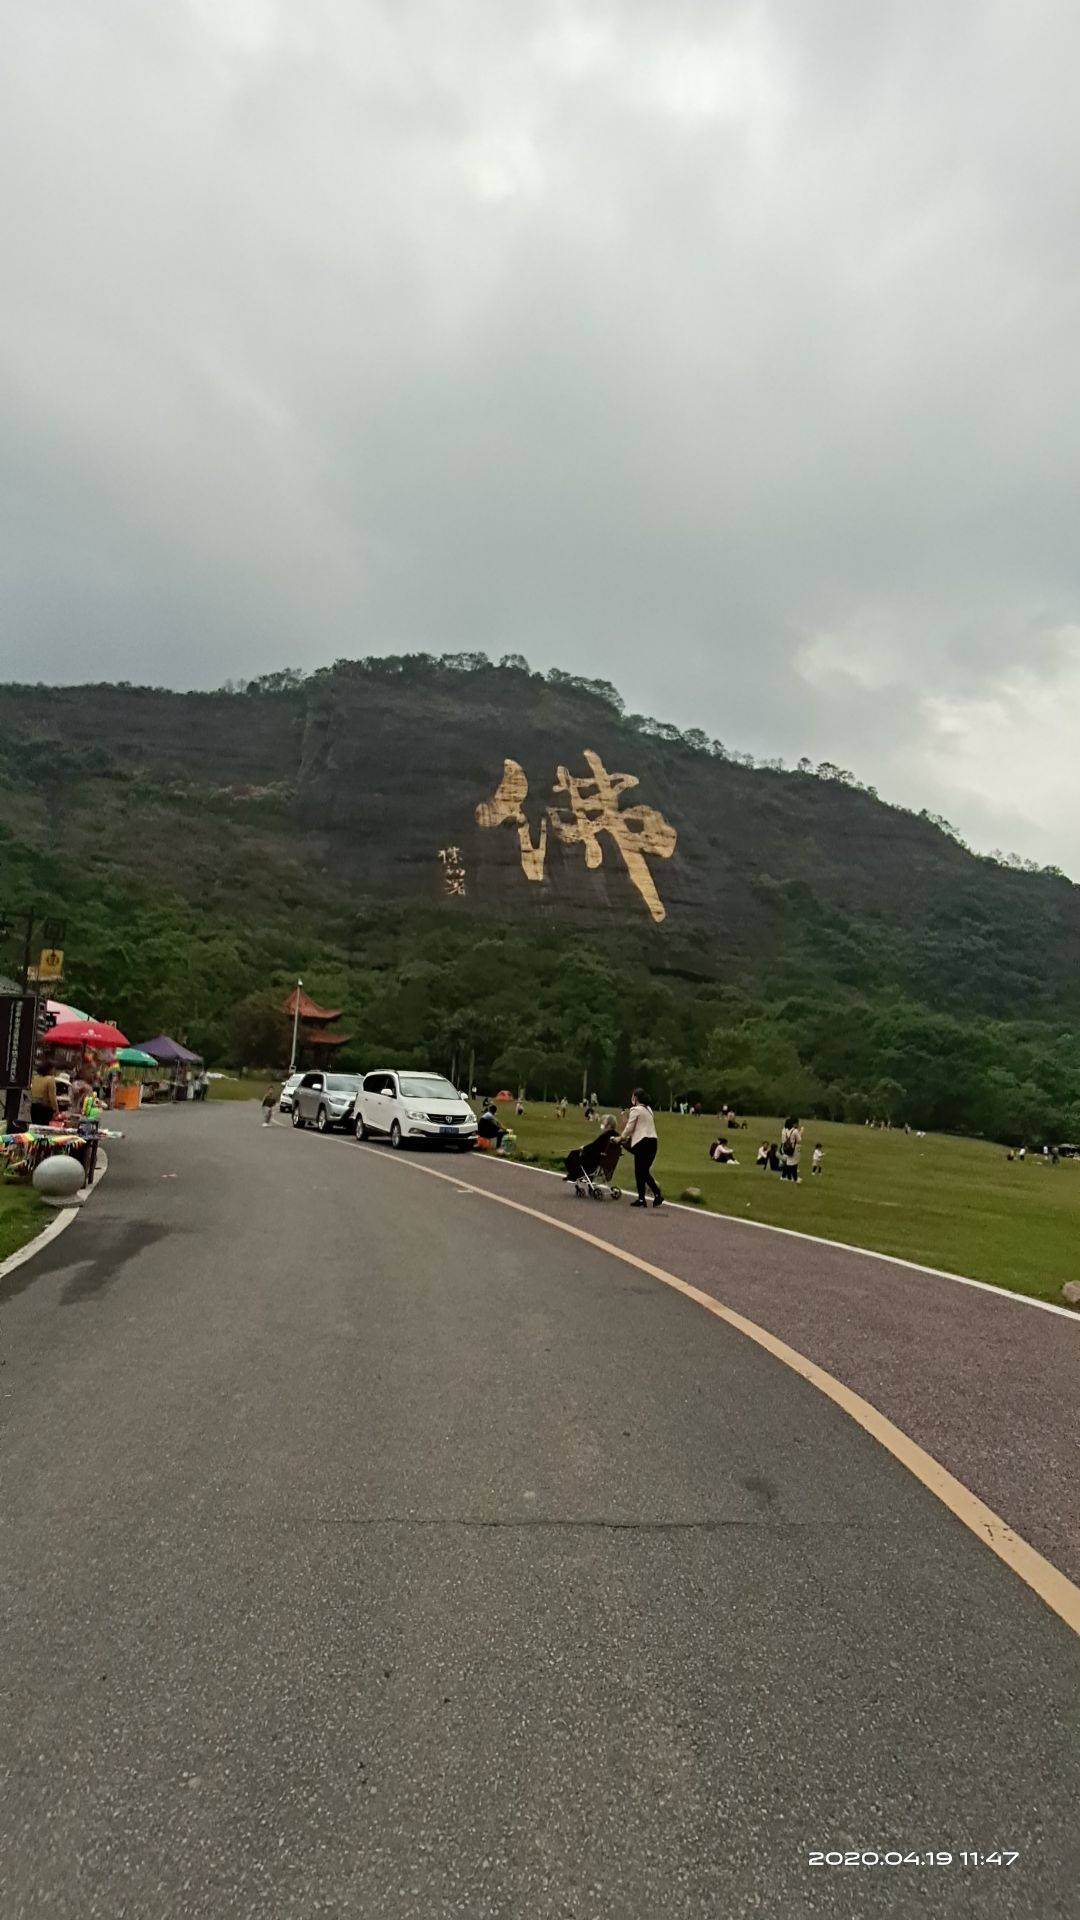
[{"left": 564, "top": 1125, "right": 623, "bottom": 1201}]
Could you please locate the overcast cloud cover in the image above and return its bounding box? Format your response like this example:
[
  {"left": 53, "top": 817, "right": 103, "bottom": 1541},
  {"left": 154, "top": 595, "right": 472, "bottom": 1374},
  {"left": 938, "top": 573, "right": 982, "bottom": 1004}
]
[{"left": 3, "top": 1, "right": 1079, "bottom": 870}]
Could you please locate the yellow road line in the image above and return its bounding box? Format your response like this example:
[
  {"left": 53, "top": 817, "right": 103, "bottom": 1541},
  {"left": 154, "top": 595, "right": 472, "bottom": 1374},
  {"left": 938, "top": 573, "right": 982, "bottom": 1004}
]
[{"left": 356, "top": 1144, "right": 1080, "bottom": 1640}]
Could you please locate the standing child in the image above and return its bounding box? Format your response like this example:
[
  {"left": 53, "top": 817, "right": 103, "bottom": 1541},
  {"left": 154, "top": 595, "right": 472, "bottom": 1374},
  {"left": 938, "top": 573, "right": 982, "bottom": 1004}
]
[
  {"left": 261, "top": 1085, "right": 277, "bottom": 1125},
  {"left": 811, "top": 1143, "right": 824, "bottom": 1176}
]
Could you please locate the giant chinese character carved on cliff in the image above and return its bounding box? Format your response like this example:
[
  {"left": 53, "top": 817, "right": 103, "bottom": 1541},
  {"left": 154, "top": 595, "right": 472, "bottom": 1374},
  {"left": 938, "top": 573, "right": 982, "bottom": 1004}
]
[{"left": 475, "top": 750, "right": 677, "bottom": 923}]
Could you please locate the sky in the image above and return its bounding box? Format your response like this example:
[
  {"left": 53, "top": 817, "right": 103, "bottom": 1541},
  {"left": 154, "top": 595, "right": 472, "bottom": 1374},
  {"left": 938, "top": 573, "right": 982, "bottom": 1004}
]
[{"left": 2, "top": 1, "right": 1079, "bottom": 872}]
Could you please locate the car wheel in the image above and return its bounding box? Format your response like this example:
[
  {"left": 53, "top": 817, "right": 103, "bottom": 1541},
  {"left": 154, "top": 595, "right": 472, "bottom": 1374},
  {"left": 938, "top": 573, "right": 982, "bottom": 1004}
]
[
  {"left": 355, "top": 1114, "right": 369, "bottom": 1141},
  {"left": 316, "top": 1106, "right": 329, "bottom": 1133},
  {"left": 291, "top": 1105, "right": 304, "bottom": 1129},
  {"left": 389, "top": 1120, "right": 403, "bottom": 1150}
]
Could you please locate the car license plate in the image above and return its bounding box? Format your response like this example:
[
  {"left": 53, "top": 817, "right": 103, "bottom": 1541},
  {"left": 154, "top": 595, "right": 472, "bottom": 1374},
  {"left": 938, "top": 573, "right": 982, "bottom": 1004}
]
[{"left": 439, "top": 1125, "right": 457, "bottom": 1134}]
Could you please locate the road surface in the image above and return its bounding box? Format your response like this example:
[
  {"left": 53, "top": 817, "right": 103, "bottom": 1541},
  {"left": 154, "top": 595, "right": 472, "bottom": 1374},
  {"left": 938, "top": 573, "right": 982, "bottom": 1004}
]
[{"left": 1, "top": 1102, "right": 1077, "bottom": 1918}]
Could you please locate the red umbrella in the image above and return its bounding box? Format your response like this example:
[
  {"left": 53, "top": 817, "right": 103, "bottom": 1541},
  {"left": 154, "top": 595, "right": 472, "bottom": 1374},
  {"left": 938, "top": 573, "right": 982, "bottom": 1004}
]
[{"left": 43, "top": 1018, "right": 130, "bottom": 1049}]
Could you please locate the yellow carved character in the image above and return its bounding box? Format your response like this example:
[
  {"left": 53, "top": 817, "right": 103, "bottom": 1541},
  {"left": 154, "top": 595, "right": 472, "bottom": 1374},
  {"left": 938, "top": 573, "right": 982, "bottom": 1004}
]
[
  {"left": 475, "top": 758, "right": 548, "bottom": 881},
  {"left": 476, "top": 750, "right": 676, "bottom": 920},
  {"left": 549, "top": 750, "right": 676, "bottom": 923}
]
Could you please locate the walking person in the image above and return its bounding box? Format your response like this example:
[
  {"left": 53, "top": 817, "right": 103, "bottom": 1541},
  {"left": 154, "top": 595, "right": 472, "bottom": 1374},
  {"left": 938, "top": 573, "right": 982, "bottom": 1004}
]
[
  {"left": 620, "top": 1088, "right": 663, "bottom": 1209},
  {"left": 261, "top": 1084, "right": 278, "bottom": 1126},
  {"left": 811, "top": 1143, "right": 824, "bottom": 1176}
]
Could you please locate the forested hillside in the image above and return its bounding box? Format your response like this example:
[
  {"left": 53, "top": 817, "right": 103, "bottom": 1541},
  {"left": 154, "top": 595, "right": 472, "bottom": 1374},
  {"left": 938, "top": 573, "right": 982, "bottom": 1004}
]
[{"left": 1, "top": 653, "right": 1078, "bottom": 1141}]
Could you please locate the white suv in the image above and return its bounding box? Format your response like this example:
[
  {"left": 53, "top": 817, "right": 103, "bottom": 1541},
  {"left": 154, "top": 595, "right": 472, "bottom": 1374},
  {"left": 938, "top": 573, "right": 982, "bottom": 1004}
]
[{"left": 355, "top": 1070, "right": 477, "bottom": 1150}]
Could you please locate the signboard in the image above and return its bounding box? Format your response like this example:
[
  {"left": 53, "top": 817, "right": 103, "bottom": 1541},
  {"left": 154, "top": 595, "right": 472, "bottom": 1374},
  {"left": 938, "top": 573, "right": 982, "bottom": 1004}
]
[
  {"left": 37, "top": 948, "right": 64, "bottom": 981},
  {"left": 0, "top": 993, "right": 36, "bottom": 1090}
]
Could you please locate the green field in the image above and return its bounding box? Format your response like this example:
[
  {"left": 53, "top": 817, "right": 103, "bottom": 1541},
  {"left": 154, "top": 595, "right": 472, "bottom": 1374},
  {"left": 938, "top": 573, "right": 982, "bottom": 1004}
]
[
  {"left": 207, "top": 1074, "right": 268, "bottom": 1101},
  {"left": 0, "top": 1184, "right": 50, "bottom": 1265},
  {"left": 498, "top": 1106, "right": 1079, "bottom": 1306}
]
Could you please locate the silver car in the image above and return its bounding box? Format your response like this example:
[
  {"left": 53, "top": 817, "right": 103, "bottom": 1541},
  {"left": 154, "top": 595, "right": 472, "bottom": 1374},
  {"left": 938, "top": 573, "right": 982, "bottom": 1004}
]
[
  {"left": 290, "top": 1071, "right": 363, "bottom": 1134},
  {"left": 278, "top": 1072, "right": 304, "bottom": 1114}
]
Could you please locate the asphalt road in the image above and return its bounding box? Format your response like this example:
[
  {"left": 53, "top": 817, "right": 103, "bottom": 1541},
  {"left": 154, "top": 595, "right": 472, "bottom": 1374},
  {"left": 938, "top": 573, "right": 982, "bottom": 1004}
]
[
  {"left": 1, "top": 1103, "right": 1078, "bottom": 1919},
  {"left": 458, "top": 1142, "right": 1080, "bottom": 1587}
]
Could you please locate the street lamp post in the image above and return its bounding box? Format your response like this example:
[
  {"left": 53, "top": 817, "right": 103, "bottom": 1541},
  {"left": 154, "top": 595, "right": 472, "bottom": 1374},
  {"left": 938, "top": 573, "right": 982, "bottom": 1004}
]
[{"left": 287, "top": 978, "right": 303, "bottom": 1077}]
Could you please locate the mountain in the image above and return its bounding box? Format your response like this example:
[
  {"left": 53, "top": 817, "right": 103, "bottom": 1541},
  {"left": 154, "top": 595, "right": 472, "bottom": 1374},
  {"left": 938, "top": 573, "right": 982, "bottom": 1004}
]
[{"left": 1, "top": 654, "right": 1078, "bottom": 1141}]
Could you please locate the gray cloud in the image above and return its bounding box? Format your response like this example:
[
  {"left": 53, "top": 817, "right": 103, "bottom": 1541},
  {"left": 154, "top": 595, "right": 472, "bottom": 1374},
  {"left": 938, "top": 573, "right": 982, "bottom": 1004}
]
[{"left": 2, "top": 0, "right": 1079, "bottom": 869}]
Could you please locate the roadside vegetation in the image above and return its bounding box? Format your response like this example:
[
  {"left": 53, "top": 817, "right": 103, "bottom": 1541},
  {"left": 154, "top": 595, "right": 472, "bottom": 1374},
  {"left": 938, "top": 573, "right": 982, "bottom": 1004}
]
[{"left": 0, "top": 1185, "right": 49, "bottom": 1266}]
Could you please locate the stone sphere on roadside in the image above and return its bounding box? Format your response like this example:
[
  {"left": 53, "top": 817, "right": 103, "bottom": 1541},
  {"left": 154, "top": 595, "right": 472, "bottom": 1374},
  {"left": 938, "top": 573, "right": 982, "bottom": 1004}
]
[{"left": 32, "top": 1153, "right": 85, "bottom": 1200}]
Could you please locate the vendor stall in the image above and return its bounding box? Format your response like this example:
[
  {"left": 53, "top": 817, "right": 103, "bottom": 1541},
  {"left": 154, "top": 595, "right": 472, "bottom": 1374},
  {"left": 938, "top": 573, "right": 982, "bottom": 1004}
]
[
  {"left": 39, "top": 1018, "right": 130, "bottom": 1113},
  {"left": 107, "top": 1046, "right": 159, "bottom": 1110},
  {"left": 135, "top": 1035, "right": 203, "bottom": 1101},
  {"left": 0, "top": 1120, "right": 123, "bottom": 1187}
]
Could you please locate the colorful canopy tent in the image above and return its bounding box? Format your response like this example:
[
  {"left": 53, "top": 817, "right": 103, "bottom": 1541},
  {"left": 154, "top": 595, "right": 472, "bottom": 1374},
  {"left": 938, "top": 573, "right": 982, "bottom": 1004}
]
[
  {"left": 113, "top": 1047, "right": 159, "bottom": 1067},
  {"left": 43, "top": 1018, "right": 129, "bottom": 1049},
  {"left": 46, "top": 1000, "right": 90, "bottom": 1023},
  {"left": 135, "top": 1036, "right": 203, "bottom": 1064}
]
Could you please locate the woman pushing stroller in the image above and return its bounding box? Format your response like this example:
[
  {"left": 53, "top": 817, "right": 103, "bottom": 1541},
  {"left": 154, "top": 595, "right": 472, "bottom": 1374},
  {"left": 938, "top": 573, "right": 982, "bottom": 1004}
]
[{"left": 619, "top": 1089, "right": 663, "bottom": 1209}]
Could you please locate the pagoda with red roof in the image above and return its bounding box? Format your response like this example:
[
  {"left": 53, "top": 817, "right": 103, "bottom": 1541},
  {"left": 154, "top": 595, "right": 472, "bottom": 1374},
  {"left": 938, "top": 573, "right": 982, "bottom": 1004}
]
[{"left": 283, "top": 987, "right": 351, "bottom": 1063}]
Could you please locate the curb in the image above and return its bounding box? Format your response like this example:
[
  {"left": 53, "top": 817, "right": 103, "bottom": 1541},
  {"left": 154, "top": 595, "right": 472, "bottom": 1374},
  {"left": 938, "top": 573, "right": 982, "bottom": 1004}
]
[{"left": 0, "top": 1148, "right": 109, "bottom": 1289}]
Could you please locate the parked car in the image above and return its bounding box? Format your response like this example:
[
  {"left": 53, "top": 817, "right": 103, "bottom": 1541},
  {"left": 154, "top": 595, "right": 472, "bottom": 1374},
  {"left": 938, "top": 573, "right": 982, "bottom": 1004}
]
[
  {"left": 278, "top": 1072, "right": 304, "bottom": 1114},
  {"left": 290, "top": 1071, "right": 363, "bottom": 1133},
  {"left": 355, "top": 1070, "right": 477, "bottom": 1150}
]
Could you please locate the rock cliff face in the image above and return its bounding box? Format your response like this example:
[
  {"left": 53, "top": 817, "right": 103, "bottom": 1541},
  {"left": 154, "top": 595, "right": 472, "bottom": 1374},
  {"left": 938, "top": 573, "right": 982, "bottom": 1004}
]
[{"left": 2, "top": 659, "right": 1078, "bottom": 1020}]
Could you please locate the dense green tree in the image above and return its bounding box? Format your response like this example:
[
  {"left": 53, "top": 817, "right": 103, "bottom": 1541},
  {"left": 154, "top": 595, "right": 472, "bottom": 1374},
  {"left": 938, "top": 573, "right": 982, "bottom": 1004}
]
[{"left": 229, "top": 990, "right": 291, "bottom": 1071}]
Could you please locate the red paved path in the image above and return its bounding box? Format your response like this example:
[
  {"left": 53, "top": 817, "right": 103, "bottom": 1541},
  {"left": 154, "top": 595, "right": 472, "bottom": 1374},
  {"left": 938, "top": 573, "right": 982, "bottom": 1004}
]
[{"left": 432, "top": 1150, "right": 1080, "bottom": 1588}]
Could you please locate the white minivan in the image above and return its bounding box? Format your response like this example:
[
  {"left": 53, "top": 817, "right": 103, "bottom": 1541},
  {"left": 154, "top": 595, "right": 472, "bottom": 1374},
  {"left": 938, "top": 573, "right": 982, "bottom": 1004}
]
[{"left": 355, "top": 1070, "right": 477, "bottom": 1150}]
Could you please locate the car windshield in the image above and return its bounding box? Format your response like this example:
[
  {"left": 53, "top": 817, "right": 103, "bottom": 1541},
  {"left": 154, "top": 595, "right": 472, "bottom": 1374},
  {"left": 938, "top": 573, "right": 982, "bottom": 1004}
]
[
  {"left": 398, "top": 1076, "right": 460, "bottom": 1101},
  {"left": 325, "top": 1075, "right": 360, "bottom": 1092}
]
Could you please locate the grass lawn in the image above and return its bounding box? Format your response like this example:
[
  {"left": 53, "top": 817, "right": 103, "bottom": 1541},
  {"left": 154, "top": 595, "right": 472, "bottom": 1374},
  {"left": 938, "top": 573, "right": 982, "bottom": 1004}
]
[
  {"left": 207, "top": 1074, "right": 266, "bottom": 1101},
  {"left": 0, "top": 1183, "right": 50, "bottom": 1264},
  {"left": 500, "top": 1106, "right": 1080, "bottom": 1306}
]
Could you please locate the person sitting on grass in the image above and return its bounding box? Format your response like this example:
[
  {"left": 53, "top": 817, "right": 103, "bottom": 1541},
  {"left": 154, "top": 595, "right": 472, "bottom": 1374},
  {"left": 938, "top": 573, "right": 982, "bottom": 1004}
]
[
  {"left": 709, "top": 1137, "right": 738, "bottom": 1164},
  {"left": 476, "top": 1101, "right": 507, "bottom": 1150}
]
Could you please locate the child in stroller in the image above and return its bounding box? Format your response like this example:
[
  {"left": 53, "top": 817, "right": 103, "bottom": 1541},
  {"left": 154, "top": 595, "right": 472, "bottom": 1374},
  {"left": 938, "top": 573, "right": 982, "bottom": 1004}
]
[{"left": 564, "top": 1116, "right": 623, "bottom": 1200}]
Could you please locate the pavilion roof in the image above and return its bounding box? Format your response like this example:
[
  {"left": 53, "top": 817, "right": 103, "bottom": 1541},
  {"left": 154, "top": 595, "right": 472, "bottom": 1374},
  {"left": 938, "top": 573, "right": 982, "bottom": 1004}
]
[{"left": 284, "top": 988, "right": 342, "bottom": 1022}]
